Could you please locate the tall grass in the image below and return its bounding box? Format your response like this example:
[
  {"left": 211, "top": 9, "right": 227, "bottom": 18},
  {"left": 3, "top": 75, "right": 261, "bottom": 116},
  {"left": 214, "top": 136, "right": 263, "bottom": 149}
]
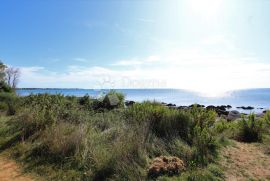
[{"left": 0, "top": 92, "right": 232, "bottom": 180}]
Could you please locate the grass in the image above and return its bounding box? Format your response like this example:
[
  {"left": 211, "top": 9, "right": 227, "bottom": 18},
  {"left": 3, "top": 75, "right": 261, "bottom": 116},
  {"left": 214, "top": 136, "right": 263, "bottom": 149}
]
[{"left": 0, "top": 91, "right": 269, "bottom": 180}]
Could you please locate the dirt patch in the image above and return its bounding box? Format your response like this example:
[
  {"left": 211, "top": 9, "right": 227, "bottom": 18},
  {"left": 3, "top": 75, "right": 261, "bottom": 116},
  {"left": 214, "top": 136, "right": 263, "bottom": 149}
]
[
  {"left": 220, "top": 141, "right": 270, "bottom": 180},
  {"left": 0, "top": 157, "right": 34, "bottom": 181}
]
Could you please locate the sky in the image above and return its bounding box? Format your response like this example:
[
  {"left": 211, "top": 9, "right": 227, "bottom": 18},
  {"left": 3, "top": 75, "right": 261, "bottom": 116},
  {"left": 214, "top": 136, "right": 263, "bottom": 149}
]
[{"left": 1, "top": 0, "right": 270, "bottom": 96}]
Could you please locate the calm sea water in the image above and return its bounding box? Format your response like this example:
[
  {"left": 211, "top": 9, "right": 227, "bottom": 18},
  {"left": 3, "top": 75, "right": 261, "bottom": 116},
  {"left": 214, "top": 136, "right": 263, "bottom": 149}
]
[{"left": 16, "top": 88, "right": 270, "bottom": 113}]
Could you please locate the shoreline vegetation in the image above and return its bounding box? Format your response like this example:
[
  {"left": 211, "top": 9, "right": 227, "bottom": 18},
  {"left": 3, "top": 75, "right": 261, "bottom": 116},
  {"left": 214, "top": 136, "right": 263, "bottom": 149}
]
[{"left": 0, "top": 89, "right": 270, "bottom": 180}]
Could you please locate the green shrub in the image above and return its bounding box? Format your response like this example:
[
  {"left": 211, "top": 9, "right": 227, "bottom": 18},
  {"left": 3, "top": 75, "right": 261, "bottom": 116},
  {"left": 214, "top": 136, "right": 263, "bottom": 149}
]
[
  {"left": 192, "top": 128, "right": 218, "bottom": 165},
  {"left": 265, "top": 111, "right": 270, "bottom": 124},
  {"left": 0, "top": 81, "right": 13, "bottom": 93},
  {"left": 78, "top": 94, "right": 93, "bottom": 109},
  {"left": 22, "top": 93, "right": 89, "bottom": 124},
  {"left": 213, "top": 119, "right": 230, "bottom": 134},
  {"left": 125, "top": 102, "right": 191, "bottom": 140},
  {"left": 0, "top": 101, "right": 7, "bottom": 110},
  {"left": 126, "top": 102, "right": 219, "bottom": 166},
  {"left": 0, "top": 92, "right": 19, "bottom": 115},
  {"left": 236, "top": 114, "right": 267, "bottom": 143},
  {"left": 167, "top": 139, "right": 194, "bottom": 163}
]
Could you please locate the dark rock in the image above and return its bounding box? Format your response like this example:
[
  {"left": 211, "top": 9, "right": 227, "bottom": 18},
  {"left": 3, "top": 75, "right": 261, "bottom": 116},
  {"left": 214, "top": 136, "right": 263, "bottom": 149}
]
[
  {"left": 227, "top": 105, "right": 232, "bottom": 109},
  {"left": 189, "top": 104, "right": 205, "bottom": 108},
  {"left": 177, "top": 106, "right": 188, "bottom": 109},
  {"left": 227, "top": 110, "right": 241, "bottom": 121},
  {"left": 206, "top": 105, "right": 216, "bottom": 110},
  {"left": 167, "top": 103, "right": 176, "bottom": 107},
  {"left": 217, "top": 110, "right": 229, "bottom": 116},
  {"left": 206, "top": 105, "right": 228, "bottom": 116},
  {"left": 216, "top": 106, "right": 226, "bottom": 111},
  {"left": 125, "top": 100, "right": 135, "bottom": 107},
  {"left": 263, "top": 110, "right": 267, "bottom": 114},
  {"left": 257, "top": 107, "right": 264, "bottom": 109},
  {"left": 236, "top": 106, "right": 254, "bottom": 110},
  {"left": 246, "top": 106, "right": 254, "bottom": 110}
]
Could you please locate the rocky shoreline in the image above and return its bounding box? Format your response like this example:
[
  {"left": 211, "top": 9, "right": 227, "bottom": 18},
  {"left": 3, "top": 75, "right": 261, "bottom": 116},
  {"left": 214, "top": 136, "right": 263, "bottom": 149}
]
[{"left": 125, "top": 101, "right": 268, "bottom": 121}]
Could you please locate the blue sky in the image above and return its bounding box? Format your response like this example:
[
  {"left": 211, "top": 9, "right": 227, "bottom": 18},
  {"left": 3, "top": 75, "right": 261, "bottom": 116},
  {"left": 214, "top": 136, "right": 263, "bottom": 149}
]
[{"left": 1, "top": 0, "right": 270, "bottom": 96}]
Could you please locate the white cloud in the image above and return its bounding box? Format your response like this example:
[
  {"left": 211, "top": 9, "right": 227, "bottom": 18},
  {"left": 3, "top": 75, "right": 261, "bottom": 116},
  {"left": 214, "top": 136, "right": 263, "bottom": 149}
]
[
  {"left": 18, "top": 47, "right": 270, "bottom": 97},
  {"left": 112, "top": 59, "right": 143, "bottom": 66},
  {"left": 201, "top": 35, "right": 237, "bottom": 51},
  {"left": 20, "top": 66, "right": 45, "bottom": 73},
  {"left": 112, "top": 55, "right": 161, "bottom": 66},
  {"left": 146, "top": 55, "right": 161, "bottom": 62}
]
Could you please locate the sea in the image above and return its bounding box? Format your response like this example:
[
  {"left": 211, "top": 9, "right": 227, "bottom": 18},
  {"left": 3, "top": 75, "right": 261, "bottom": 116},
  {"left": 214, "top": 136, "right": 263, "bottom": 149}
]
[{"left": 16, "top": 88, "right": 270, "bottom": 114}]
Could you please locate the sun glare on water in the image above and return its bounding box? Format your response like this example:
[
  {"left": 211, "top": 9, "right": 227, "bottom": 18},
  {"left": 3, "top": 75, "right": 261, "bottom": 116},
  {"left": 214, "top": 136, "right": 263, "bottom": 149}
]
[
  {"left": 190, "top": 87, "right": 232, "bottom": 98},
  {"left": 197, "top": 90, "right": 231, "bottom": 98}
]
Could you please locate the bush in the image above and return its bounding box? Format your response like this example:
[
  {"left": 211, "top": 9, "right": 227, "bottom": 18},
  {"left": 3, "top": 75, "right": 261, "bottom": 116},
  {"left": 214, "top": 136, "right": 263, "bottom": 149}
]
[
  {"left": 0, "top": 101, "right": 7, "bottom": 110},
  {"left": 126, "top": 102, "right": 219, "bottom": 166},
  {"left": 125, "top": 102, "right": 191, "bottom": 140},
  {"left": 192, "top": 126, "right": 219, "bottom": 165},
  {"left": 0, "top": 81, "right": 12, "bottom": 93},
  {"left": 265, "top": 111, "right": 270, "bottom": 124},
  {"left": 167, "top": 139, "right": 194, "bottom": 164},
  {"left": 78, "top": 94, "right": 93, "bottom": 109},
  {"left": 236, "top": 114, "right": 267, "bottom": 142},
  {"left": 7, "top": 93, "right": 90, "bottom": 139},
  {"left": 0, "top": 92, "right": 19, "bottom": 115}
]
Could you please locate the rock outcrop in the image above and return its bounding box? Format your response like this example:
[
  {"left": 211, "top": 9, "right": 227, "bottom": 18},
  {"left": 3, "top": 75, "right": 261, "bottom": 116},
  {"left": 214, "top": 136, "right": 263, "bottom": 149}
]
[
  {"left": 236, "top": 106, "right": 254, "bottom": 110},
  {"left": 125, "top": 100, "right": 135, "bottom": 107},
  {"left": 227, "top": 110, "right": 241, "bottom": 121}
]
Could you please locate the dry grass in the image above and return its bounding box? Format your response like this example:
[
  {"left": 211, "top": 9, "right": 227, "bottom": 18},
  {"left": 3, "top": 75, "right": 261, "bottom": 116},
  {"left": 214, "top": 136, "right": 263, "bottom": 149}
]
[{"left": 220, "top": 140, "right": 270, "bottom": 180}]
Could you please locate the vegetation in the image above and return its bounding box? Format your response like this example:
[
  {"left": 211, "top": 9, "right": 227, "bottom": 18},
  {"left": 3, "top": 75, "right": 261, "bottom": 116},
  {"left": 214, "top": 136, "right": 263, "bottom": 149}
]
[
  {"left": 0, "top": 90, "right": 269, "bottom": 180},
  {"left": 0, "top": 61, "right": 6, "bottom": 81},
  {"left": 0, "top": 60, "right": 20, "bottom": 91}
]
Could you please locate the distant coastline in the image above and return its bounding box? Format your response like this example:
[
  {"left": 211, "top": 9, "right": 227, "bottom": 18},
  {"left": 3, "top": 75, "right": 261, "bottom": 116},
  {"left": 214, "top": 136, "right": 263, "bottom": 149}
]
[
  {"left": 16, "top": 88, "right": 270, "bottom": 114},
  {"left": 16, "top": 88, "right": 83, "bottom": 90}
]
